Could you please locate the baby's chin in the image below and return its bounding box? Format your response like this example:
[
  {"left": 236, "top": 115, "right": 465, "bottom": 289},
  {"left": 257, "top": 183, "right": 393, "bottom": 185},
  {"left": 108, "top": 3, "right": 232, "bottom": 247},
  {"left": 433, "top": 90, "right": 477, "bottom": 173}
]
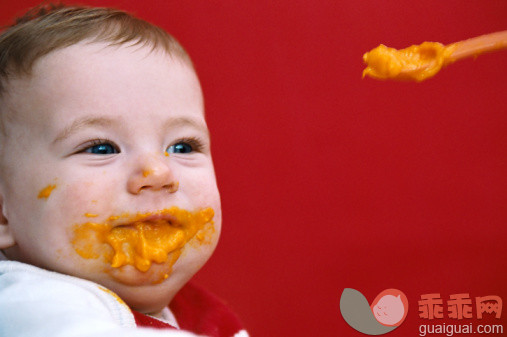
[
  {"left": 104, "top": 248, "right": 208, "bottom": 287},
  {"left": 100, "top": 260, "right": 194, "bottom": 314},
  {"left": 106, "top": 260, "right": 176, "bottom": 286}
]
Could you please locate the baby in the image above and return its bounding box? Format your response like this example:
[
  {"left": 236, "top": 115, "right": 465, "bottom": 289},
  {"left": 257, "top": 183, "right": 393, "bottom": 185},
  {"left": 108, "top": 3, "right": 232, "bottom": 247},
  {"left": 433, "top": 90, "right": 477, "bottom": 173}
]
[{"left": 0, "top": 4, "right": 247, "bottom": 337}]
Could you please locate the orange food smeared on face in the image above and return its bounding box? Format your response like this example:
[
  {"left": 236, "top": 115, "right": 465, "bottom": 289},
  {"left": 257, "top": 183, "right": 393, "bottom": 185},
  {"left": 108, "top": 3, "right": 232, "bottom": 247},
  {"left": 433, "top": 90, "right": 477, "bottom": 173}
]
[
  {"left": 38, "top": 184, "right": 56, "bottom": 199},
  {"left": 72, "top": 207, "right": 214, "bottom": 276},
  {"left": 362, "top": 42, "right": 457, "bottom": 81},
  {"left": 142, "top": 170, "right": 153, "bottom": 177}
]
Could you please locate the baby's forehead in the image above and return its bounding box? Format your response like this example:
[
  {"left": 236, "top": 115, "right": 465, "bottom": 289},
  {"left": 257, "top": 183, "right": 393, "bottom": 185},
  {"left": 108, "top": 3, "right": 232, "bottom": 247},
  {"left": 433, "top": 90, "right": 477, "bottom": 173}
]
[
  {"left": 29, "top": 41, "right": 194, "bottom": 83},
  {"left": 8, "top": 41, "right": 199, "bottom": 100},
  {"left": 1, "top": 42, "right": 204, "bottom": 134}
]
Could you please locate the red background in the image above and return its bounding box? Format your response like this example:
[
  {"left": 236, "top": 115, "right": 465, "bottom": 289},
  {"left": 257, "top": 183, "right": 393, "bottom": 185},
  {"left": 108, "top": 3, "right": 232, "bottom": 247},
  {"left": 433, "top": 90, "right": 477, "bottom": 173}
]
[{"left": 2, "top": 1, "right": 506, "bottom": 336}]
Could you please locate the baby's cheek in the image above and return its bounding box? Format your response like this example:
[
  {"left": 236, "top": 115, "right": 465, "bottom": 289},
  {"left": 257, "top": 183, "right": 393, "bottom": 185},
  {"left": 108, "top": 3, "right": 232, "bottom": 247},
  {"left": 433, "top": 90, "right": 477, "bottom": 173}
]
[
  {"left": 58, "top": 180, "right": 116, "bottom": 218},
  {"left": 184, "top": 174, "right": 219, "bottom": 206}
]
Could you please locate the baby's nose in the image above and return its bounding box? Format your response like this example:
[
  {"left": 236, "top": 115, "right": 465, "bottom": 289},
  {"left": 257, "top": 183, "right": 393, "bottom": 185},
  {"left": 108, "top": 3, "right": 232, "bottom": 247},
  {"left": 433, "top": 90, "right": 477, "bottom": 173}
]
[{"left": 127, "top": 155, "right": 178, "bottom": 194}]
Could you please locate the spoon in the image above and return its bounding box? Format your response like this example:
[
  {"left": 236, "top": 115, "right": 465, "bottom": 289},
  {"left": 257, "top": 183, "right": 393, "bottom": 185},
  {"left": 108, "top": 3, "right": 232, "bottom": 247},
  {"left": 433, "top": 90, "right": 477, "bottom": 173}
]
[{"left": 362, "top": 30, "right": 507, "bottom": 82}]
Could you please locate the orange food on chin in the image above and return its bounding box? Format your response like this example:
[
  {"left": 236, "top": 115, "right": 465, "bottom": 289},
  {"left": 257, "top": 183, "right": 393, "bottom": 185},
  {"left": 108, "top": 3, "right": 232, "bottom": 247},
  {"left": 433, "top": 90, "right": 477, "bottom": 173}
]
[{"left": 72, "top": 207, "right": 214, "bottom": 278}]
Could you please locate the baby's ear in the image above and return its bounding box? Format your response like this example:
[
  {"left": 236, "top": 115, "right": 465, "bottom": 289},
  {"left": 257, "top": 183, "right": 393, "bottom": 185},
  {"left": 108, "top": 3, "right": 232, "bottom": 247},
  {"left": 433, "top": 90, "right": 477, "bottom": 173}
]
[{"left": 0, "top": 197, "right": 15, "bottom": 249}]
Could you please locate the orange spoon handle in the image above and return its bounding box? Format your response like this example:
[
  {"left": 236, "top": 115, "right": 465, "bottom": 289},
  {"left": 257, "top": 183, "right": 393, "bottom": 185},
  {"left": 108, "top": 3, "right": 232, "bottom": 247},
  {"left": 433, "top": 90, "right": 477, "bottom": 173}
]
[{"left": 450, "top": 30, "right": 507, "bottom": 61}]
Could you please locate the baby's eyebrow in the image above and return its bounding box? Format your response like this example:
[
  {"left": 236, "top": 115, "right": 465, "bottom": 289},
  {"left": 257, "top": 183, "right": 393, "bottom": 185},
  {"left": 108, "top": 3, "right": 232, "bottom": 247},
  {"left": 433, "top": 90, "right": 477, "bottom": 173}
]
[
  {"left": 53, "top": 117, "right": 115, "bottom": 144},
  {"left": 164, "top": 117, "right": 209, "bottom": 138}
]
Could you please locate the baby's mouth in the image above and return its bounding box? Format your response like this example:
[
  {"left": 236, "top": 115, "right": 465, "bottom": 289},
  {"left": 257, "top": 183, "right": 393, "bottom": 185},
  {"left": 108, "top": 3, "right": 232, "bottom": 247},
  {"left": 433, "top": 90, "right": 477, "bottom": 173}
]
[
  {"left": 72, "top": 207, "right": 215, "bottom": 276},
  {"left": 109, "top": 211, "right": 178, "bottom": 228}
]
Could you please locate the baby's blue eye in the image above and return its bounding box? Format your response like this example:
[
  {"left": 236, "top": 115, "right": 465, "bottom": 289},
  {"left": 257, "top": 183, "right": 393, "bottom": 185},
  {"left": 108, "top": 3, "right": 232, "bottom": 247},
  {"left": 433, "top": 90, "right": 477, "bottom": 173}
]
[
  {"left": 84, "top": 143, "right": 119, "bottom": 155},
  {"left": 167, "top": 142, "right": 193, "bottom": 154}
]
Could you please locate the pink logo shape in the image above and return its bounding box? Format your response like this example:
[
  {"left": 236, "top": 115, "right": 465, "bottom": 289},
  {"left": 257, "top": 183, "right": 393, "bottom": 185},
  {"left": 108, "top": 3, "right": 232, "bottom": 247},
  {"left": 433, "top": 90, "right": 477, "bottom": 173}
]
[{"left": 371, "top": 289, "right": 409, "bottom": 327}]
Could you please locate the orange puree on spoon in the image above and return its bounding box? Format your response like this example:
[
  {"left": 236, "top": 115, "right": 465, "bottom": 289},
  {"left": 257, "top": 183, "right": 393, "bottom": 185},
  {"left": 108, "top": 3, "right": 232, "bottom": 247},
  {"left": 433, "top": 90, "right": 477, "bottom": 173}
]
[
  {"left": 72, "top": 207, "right": 214, "bottom": 274},
  {"left": 362, "top": 42, "right": 456, "bottom": 81},
  {"left": 363, "top": 30, "right": 507, "bottom": 81}
]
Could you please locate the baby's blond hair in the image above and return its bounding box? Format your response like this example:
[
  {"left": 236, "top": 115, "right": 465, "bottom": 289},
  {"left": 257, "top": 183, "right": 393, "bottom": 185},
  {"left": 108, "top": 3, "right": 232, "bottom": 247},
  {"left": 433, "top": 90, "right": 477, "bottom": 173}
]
[{"left": 0, "top": 4, "right": 191, "bottom": 97}]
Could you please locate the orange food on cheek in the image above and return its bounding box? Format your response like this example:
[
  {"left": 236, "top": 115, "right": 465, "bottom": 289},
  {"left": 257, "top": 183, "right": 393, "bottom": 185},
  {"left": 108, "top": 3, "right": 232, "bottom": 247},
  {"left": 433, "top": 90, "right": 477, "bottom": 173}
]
[
  {"left": 72, "top": 207, "right": 215, "bottom": 275},
  {"left": 38, "top": 184, "right": 57, "bottom": 199}
]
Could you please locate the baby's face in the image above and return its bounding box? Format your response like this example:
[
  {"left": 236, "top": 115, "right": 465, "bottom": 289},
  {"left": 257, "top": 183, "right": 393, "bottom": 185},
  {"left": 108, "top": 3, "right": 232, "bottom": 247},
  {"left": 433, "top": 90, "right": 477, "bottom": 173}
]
[{"left": 0, "top": 42, "right": 221, "bottom": 314}]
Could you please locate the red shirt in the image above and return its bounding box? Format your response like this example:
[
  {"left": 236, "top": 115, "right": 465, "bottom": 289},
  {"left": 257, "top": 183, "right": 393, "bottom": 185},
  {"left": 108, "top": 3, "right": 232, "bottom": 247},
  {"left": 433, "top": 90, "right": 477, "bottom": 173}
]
[{"left": 132, "top": 282, "right": 245, "bottom": 337}]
